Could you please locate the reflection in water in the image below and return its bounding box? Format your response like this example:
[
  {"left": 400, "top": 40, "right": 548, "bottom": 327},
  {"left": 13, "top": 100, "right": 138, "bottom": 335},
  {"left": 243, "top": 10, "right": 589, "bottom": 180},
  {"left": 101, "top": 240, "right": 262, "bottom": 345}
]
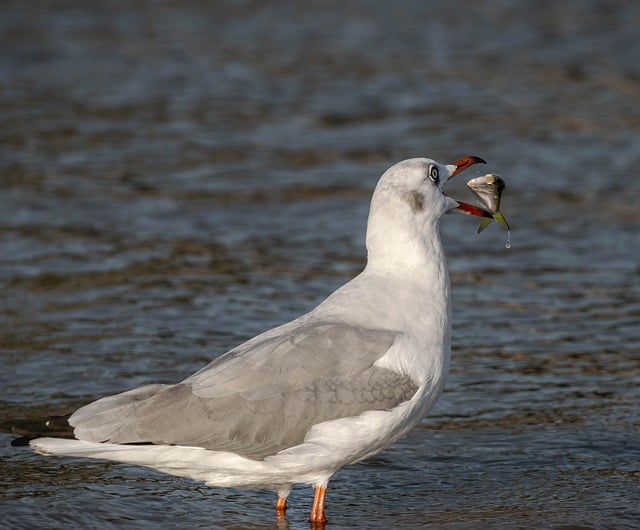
[{"left": 1, "top": 1, "right": 639, "bottom": 529}]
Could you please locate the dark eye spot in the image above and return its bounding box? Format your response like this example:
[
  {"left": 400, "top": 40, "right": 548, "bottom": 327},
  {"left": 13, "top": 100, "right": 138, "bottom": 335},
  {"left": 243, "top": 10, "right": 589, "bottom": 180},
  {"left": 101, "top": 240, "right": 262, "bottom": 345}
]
[
  {"left": 428, "top": 165, "right": 439, "bottom": 184},
  {"left": 408, "top": 191, "right": 424, "bottom": 212}
]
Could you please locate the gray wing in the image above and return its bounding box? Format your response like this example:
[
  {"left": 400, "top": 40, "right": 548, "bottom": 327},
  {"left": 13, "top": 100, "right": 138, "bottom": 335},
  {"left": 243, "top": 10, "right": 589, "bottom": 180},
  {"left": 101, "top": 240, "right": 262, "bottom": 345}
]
[{"left": 70, "top": 322, "right": 418, "bottom": 459}]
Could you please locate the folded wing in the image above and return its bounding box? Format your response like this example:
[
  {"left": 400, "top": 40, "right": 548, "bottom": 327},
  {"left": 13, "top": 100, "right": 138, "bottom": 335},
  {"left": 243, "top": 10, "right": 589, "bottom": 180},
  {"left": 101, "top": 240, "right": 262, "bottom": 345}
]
[{"left": 70, "top": 322, "right": 418, "bottom": 459}]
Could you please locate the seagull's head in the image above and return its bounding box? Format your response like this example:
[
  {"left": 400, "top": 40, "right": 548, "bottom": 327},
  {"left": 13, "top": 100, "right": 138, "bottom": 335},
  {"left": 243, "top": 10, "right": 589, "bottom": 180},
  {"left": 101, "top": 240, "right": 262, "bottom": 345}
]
[
  {"left": 371, "top": 156, "right": 491, "bottom": 223},
  {"left": 366, "top": 156, "right": 493, "bottom": 266}
]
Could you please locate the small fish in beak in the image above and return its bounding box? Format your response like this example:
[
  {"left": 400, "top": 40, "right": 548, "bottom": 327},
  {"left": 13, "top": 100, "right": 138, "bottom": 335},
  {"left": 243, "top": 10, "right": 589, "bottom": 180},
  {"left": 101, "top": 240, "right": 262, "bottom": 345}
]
[
  {"left": 445, "top": 156, "right": 495, "bottom": 219},
  {"left": 466, "top": 173, "right": 510, "bottom": 234}
]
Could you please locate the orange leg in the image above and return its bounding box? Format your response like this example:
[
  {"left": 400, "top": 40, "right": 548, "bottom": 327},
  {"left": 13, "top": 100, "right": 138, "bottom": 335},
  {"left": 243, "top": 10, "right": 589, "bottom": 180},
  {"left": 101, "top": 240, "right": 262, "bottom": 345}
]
[
  {"left": 275, "top": 496, "right": 287, "bottom": 516},
  {"left": 309, "top": 485, "right": 327, "bottom": 524}
]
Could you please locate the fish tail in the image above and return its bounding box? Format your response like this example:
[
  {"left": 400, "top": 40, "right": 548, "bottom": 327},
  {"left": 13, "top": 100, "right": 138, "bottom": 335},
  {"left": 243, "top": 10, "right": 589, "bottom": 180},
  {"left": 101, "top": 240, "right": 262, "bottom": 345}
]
[
  {"left": 494, "top": 212, "right": 510, "bottom": 231},
  {"left": 477, "top": 217, "right": 492, "bottom": 233}
]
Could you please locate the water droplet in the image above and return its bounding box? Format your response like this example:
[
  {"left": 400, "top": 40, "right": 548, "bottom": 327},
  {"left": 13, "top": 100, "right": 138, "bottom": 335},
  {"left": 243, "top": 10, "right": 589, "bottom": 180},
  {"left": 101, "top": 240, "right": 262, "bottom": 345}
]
[{"left": 505, "top": 230, "right": 511, "bottom": 249}]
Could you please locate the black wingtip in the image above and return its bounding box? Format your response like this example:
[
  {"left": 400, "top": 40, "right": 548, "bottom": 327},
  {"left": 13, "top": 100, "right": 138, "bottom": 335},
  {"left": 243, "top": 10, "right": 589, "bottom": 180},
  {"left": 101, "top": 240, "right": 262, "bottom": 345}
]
[
  {"left": 11, "top": 435, "right": 37, "bottom": 447},
  {"left": 2, "top": 414, "right": 74, "bottom": 446}
]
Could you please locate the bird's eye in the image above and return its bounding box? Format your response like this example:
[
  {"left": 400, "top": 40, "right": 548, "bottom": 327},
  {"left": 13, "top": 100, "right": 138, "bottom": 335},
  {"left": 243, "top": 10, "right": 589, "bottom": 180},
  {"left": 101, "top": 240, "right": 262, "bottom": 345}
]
[{"left": 428, "top": 165, "right": 440, "bottom": 184}]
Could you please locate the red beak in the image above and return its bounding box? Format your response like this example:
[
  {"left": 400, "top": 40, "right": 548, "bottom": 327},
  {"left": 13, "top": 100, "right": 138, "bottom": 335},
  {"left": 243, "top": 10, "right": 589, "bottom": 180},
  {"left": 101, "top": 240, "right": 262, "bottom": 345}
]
[
  {"left": 451, "top": 200, "right": 493, "bottom": 218},
  {"left": 448, "top": 156, "right": 487, "bottom": 179}
]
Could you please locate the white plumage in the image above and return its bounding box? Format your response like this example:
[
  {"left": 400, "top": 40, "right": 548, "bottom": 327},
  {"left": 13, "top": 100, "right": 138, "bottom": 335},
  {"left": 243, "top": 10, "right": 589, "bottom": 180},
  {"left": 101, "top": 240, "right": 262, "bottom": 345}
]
[{"left": 31, "top": 156, "right": 490, "bottom": 523}]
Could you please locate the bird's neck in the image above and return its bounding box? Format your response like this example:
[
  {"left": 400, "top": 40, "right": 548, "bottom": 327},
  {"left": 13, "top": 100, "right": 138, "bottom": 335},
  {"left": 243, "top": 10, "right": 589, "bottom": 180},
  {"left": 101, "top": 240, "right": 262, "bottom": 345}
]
[
  {"left": 364, "top": 214, "right": 452, "bottom": 336},
  {"left": 365, "top": 217, "right": 448, "bottom": 286}
]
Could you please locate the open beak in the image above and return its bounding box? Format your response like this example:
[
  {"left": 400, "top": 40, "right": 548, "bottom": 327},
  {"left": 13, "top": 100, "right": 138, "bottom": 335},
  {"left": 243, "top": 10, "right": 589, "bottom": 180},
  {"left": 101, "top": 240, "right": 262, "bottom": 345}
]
[
  {"left": 447, "top": 155, "right": 487, "bottom": 180},
  {"left": 444, "top": 155, "right": 493, "bottom": 218}
]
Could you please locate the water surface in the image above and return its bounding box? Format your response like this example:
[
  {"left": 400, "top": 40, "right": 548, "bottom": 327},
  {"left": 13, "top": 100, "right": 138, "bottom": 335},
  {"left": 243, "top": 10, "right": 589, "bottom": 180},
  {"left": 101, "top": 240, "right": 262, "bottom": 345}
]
[{"left": 1, "top": 1, "right": 639, "bottom": 529}]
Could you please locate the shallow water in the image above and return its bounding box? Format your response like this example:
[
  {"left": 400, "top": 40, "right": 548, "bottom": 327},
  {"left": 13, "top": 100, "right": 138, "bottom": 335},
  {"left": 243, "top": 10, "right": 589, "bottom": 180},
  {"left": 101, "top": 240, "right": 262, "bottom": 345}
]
[{"left": 1, "top": 1, "right": 639, "bottom": 529}]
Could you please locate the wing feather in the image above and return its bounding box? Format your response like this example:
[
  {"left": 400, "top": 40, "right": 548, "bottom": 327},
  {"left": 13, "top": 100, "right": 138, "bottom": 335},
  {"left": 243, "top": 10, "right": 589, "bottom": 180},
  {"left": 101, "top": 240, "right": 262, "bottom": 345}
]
[{"left": 70, "top": 322, "right": 418, "bottom": 459}]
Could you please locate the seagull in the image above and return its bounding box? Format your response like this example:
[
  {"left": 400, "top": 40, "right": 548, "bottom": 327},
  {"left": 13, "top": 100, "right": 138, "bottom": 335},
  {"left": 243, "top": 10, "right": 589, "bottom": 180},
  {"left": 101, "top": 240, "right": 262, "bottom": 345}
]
[{"left": 29, "top": 156, "right": 491, "bottom": 524}]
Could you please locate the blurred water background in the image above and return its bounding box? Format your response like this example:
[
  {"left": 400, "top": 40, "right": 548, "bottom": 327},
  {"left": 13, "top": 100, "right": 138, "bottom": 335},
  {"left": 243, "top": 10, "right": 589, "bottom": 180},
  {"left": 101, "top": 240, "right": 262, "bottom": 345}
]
[{"left": 1, "top": 1, "right": 639, "bottom": 529}]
